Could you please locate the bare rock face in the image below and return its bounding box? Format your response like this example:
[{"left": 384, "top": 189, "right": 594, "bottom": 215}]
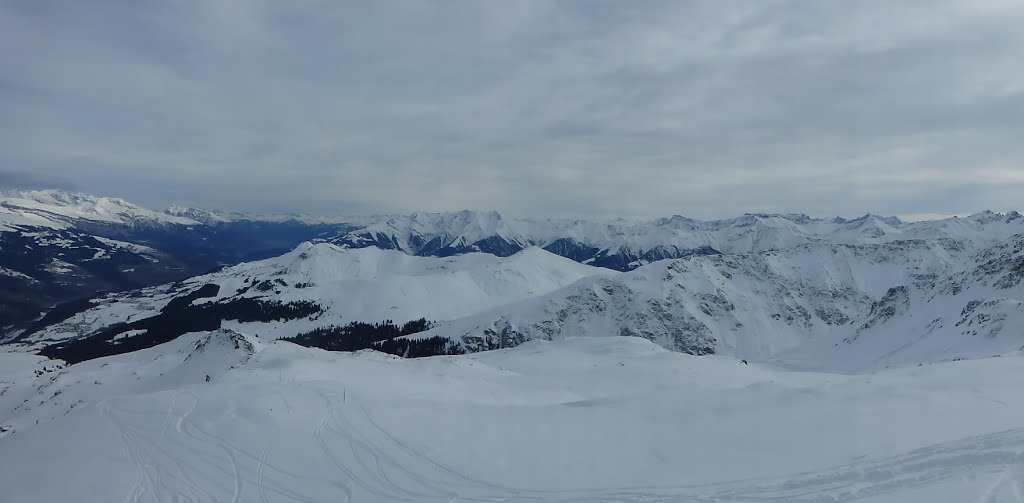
[
  {"left": 851, "top": 286, "right": 911, "bottom": 337},
  {"left": 190, "top": 329, "right": 256, "bottom": 358}
]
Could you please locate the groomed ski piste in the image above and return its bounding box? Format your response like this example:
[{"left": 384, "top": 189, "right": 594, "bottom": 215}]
[{"left": 3, "top": 330, "right": 1024, "bottom": 502}]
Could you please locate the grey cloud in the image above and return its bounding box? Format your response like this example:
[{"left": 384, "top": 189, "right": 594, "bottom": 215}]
[
  {"left": 2, "top": 0, "right": 1023, "bottom": 218},
  {"left": 0, "top": 170, "right": 80, "bottom": 192}
]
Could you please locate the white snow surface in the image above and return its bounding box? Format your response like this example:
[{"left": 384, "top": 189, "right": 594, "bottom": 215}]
[
  {"left": 24, "top": 243, "right": 613, "bottom": 346},
  {"left": 163, "top": 205, "right": 385, "bottom": 226},
  {"left": 7, "top": 201, "right": 1024, "bottom": 501},
  {"left": 0, "top": 189, "right": 198, "bottom": 229},
  {"left": 335, "top": 208, "right": 1024, "bottom": 257},
  {"left": 7, "top": 189, "right": 1024, "bottom": 265},
  {"left": 408, "top": 236, "right": 1024, "bottom": 372},
  {"left": 212, "top": 243, "right": 611, "bottom": 328},
  {"left": 26, "top": 233, "right": 1024, "bottom": 374},
  {"left": 2, "top": 333, "right": 1024, "bottom": 502}
]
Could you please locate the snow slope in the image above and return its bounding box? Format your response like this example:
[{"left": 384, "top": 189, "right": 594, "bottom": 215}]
[
  {"left": 7, "top": 190, "right": 1024, "bottom": 501},
  {"left": 0, "top": 190, "right": 366, "bottom": 332},
  {"left": 330, "top": 209, "right": 1024, "bottom": 270},
  {"left": 0, "top": 189, "right": 199, "bottom": 229},
  {"left": 2, "top": 334, "right": 1024, "bottom": 502},
  {"left": 8, "top": 188, "right": 1024, "bottom": 373},
  {"left": 0, "top": 226, "right": 188, "bottom": 332},
  {"left": 25, "top": 234, "right": 1024, "bottom": 372},
  {"left": 410, "top": 236, "right": 1024, "bottom": 371},
  {"left": 20, "top": 243, "right": 612, "bottom": 347},
  {"left": 208, "top": 243, "right": 612, "bottom": 331}
]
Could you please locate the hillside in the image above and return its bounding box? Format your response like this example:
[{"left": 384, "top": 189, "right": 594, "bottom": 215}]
[
  {"left": 18, "top": 244, "right": 609, "bottom": 361},
  {"left": 3, "top": 333, "right": 1024, "bottom": 502},
  {"left": 0, "top": 190, "right": 355, "bottom": 331},
  {"left": 406, "top": 236, "right": 1024, "bottom": 371}
]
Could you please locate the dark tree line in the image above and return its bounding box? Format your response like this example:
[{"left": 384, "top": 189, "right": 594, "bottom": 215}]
[
  {"left": 372, "top": 336, "right": 465, "bottom": 358},
  {"left": 38, "top": 282, "right": 463, "bottom": 364},
  {"left": 281, "top": 318, "right": 464, "bottom": 358},
  {"left": 196, "top": 297, "right": 322, "bottom": 323},
  {"left": 40, "top": 284, "right": 324, "bottom": 364},
  {"left": 282, "top": 318, "right": 431, "bottom": 352}
]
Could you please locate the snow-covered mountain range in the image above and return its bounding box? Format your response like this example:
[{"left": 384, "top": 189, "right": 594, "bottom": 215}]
[
  {"left": 0, "top": 190, "right": 357, "bottom": 330},
  {"left": 409, "top": 237, "right": 1023, "bottom": 371},
  {"left": 0, "top": 189, "right": 199, "bottom": 230},
  {"left": 11, "top": 232, "right": 1024, "bottom": 374},
  {"left": 16, "top": 244, "right": 609, "bottom": 356},
  {"left": 6, "top": 189, "right": 1024, "bottom": 501},
  {"left": 328, "top": 208, "right": 1024, "bottom": 269},
  {"left": 9, "top": 189, "right": 1024, "bottom": 271},
  {"left": 4, "top": 187, "right": 1024, "bottom": 371}
]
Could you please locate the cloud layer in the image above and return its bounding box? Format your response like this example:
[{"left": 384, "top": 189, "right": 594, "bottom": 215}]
[{"left": 2, "top": 0, "right": 1023, "bottom": 218}]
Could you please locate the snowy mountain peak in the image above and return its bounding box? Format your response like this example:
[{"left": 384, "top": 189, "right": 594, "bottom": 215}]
[
  {"left": 3, "top": 189, "right": 128, "bottom": 209},
  {"left": 964, "top": 210, "right": 1024, "bottom": 225},
  {"left": 0, "top": 189, "right": 198, "bottom": 228},
  {"left": 743, "top": 212, "right": 815, "bottom": 224},
  {"left": 165, "top": 205, "right": 235, "bottom": 224},
  {"left": 400, "top": 209, "right": 510, "bottom": 235},
  {"left": 655, "top": 215, "right": 701, "bottom": 230},
  {"left": 188, "top": 328, "right": 257, "bottom": 358},
  {"left": 21, "top": 242, "right": 612, "bottom": 354},
  {"left": 263, "top": 242, "right": 601, "bottom": 285},
  {"left": 850, "top": 214, "right": 904, "bottom": 226}
]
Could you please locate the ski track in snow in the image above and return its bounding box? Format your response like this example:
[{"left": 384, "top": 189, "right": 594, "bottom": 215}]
[
  {"left": 21, "top": 327, "right": 1024, "bottom": 503},
  {"left": 311, "top": 392, "right": 359, "bottom": 501},
  {"left": 519, "top": 428, "right": 1024, "bottom": 503},
  {"left": 174, "top": 392, "right": 242, "bottom": 503},
  {"left": 257, "top": 426, "right": 276, "bottom": 503},
  {"left": 329, "top": 397, "right": 462, "bottom": 500},
  {"left": 256, "top": 391, "right": 290, "bottom": 503},
  {"left": 974, "top": 467, "right": 1020, "bottom": 503},
  {"left": 352, "top": 401, "right": 515, "bottom": 495},
  {"left": 695, "top": 428, "right": 1024, "bottom": 503},
  {"left": 98, "top": 400, "right": 145, "bottom": 503},
  {"left": 309, "top": 388, "right": 521, "bottom": 502},
  {"left": 98, "top": 388, "right": 1024, "bottom": 503}
]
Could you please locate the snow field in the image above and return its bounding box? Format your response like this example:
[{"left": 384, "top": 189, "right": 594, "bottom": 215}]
[{"left": 2, "top": 334, "right": 1023, "bottom": 502}]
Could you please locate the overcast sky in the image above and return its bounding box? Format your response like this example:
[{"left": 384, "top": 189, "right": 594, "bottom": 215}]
[{"left": 2, "top": 1, "right": 1023, "bottom": 219}]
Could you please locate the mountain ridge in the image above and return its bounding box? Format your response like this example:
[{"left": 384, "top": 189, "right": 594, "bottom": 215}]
[
  {"left": 400, "top": 235, "right": 1024, "bottom": 371},
  {"left": 20, "top": 232, "right": 1024, "bottom": 372},
  {"left": 18, "top": 244, "right": 612, "bottom": 359},
  {"left": 5, "top": 187, "right": 1024, "bottom": 364}
]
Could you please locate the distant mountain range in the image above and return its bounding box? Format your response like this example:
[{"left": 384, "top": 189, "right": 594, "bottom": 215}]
[
  {"left": 0, "top": 190, "right": 355, "bottom": 329},
  {"left": 326, "top": 208, "right": 1024, "bottom": 268},
  {"left": 4, "top": 189, "right": 1024, "bottom": 373},
  {"left": 405, "top": 237, "right": 1024, "bottom": 371}
]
